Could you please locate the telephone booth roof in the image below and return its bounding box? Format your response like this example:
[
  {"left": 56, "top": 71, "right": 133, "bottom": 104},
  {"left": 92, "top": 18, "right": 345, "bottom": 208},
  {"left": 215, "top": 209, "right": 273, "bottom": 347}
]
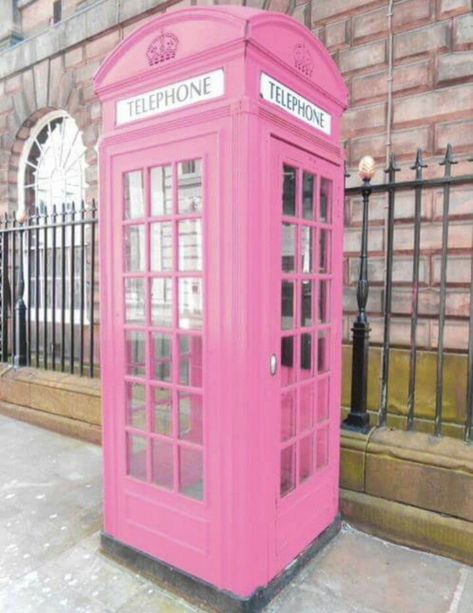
[{"left": 94, "top": 6, "right": 348, "bottom": 131}]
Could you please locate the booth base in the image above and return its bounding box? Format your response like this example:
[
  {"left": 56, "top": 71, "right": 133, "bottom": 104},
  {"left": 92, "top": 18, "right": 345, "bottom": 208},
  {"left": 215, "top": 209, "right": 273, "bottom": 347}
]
[{"left": 100, "top": 516, "right": 341, "bottom": 612}]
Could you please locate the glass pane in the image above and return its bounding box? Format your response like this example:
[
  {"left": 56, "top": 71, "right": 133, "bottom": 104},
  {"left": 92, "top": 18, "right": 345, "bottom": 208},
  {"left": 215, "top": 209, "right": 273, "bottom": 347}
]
[
  {"left": 178, "top": 159, "right": 203, "bottom": 214},
  {"left": 127, "top": 434, "right": 147, "bottom": 481},
  {"left": 282, "top": 224, "right": 296, "bottom": 273},
  {"left": 281, "top": 336, "right": 296, "bottom": 386},
  {"left": 280, "top": 445, "right": 295, "bottom": 497},
  {"left": 179, "top": 446, "right": 203, "bottom": 500},
  {"left": 281, "top": 390, "right": 296, "bottom": 442},
  {"left": 317, "top": 377, "right": 330, "bottom": 422},
  {"left": 151, "top": 439, "right": 173, "bottom": 490},
  {"left": 124, "top": 225, "right": 145, "bottom": 272},
  {"left": 151, "top": 278, "right": 172, "bottom": 327},
  {"left": 124, "top": 170, "right": 145, "bottom": 219},
  {"left": 151, "top": 332, "right": 172, "bottom": 382},
  {"left": 150, "top": 222, "right": 172, "bottom": 272},
  {"left": 320, "top": 177, "right": 332, "bottom": 223},
  {"left": 301, "top": 280, "right": 313, "bottom": 327},
  {"left": 302, "top": 172, "right": 315, "bottom": 220},
  {"left": 151, "top": 165, "right": 173, "bottom": 216},
  {"left": 301, "top": 226, "right": 313, "bottom": 273},
  {"left": 300, "top": 332, "right": 313, "bottom": 381},
  {"left": 316, "top": 427, "right": 329, "bottom": 469},
  {"left": 319, "top": 280, "right": 330, "bottom": 323},
  {"left": 152, "top": 387, "right": 172, "bottom": 436},
  {"left": 319, "top": 229, "right": 330, "bottom": 273},
  {"left": 125, "top": 330, "right": 146, "bottom": 377},
  {"left": 300, "top": 434, "right": 314, "bottom": 483},
  {"left": 125, "top": 278, "right": 145, "bottom": 324},
  {"left": 281, "top": 281, "right": 294, "bottom": 330},
  {"left": 179, "top": 335, "right": 203, "bottom": 387},
  {"left": 178, "top": 392, "right": 203, "bottom": 444},
  {"left": 178, "top": 219, "right": 202, "bottom": 272},
  {"left": 300, "top": 383, "right": 314, "bottom": 432},
  {"left": 282, "top": 165, "right": 296, "bottom": 216},
  {"left": 126, "top": 383, "right": 146, "bottom": 430},
  {"left": 179, "top": 278, "right": 203, "bottom": 330},
  {"left": 318, "top": 330, "right": 330, "bottom": 373}
]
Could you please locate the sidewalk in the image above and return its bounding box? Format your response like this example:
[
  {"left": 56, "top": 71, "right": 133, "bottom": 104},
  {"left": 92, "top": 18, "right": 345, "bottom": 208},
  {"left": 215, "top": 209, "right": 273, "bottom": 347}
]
[{"left": 0, "top": 414, "right": 471, "bottom": 613}]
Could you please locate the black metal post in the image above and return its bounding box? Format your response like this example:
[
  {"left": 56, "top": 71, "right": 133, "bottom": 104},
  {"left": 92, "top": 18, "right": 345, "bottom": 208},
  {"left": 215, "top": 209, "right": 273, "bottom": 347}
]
[
  {"left": 343, "top": 171, "right": 373, "bottom": 433},
  {"left": 14, "top": 220, "right": 27, "bottom": 367}
]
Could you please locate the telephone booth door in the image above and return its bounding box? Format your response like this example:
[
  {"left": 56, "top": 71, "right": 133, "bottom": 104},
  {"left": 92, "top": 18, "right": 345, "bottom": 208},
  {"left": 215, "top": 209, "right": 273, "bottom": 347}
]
[
  {"left": 105, "top": 131, "right": 221, "bottom": 583},
  {"left": 269, "top": 137, "right": 342, "bottom": 574}
]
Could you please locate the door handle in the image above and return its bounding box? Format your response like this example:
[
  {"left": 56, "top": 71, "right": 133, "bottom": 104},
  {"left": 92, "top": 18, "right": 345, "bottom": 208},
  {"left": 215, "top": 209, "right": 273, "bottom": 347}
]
[{"left": 270, "top": 353, "right": 277, "bottom": 376}]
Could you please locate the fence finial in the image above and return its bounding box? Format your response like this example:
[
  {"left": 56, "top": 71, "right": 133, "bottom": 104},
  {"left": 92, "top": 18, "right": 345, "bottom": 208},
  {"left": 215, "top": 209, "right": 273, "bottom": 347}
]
[
  {"left": 440, "top": 143, "right": 458, "bottom": 167},
  {"left": 411, "top": 148, "right": 427, "bottom": 171},
  {"left": 385, "top": 151, "right": 400, "bottom": 175}
]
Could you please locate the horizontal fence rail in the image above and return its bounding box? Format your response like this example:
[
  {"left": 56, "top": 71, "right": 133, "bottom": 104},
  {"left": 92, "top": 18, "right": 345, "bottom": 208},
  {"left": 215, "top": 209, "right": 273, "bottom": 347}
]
[
  {"left": 0, "top": 201, "right": 98, "bottom": 377},
  {"left": 344, "top": 146, "right": 473, "bottom": 443}
]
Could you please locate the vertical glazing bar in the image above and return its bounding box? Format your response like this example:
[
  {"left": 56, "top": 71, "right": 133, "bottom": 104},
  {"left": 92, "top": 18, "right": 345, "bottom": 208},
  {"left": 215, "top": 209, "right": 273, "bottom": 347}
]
[
  {"left": 35, "top": 211, "right": 40, "bottom": 367},
  {"left": 435, "top": 144, "right": 456, "bottom": 437},
  {"left": 43, "top": 208, "right": 48, "bottom": 369},
  {"left": 60, "top": 203, "right": 66, "bottom": 372},
  {"left": 1, "top": 221, "right": 9, "bottom": 362},
  {"left": 51, "top": 206, "right": 57, "bottom": 370},
  {"left": 79, "top": 201, "right": 85, "bottom": 376},
  {"left": 11, "top": 216, "right": 17, "bottom": 364},
  {"left": 69, "top": 202, "right": 76, "bottom": 373},
  {"left": 379, "top": 153, "right": 399, "bottom": 427},
  {"left": 26, "top": 216, "right": 31, "bottom": 366},
  {"left": 407, "top": 150, "right": 427, "bottom": 430},
  {"left": 88, "top": 201, "right": 96, "bottom": 378}
]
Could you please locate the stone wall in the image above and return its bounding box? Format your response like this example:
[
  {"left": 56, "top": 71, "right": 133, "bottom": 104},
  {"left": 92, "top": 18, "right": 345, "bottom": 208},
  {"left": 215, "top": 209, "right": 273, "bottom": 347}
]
[{"left": 313, "top": 0, "right": 473, "bottom": 349}]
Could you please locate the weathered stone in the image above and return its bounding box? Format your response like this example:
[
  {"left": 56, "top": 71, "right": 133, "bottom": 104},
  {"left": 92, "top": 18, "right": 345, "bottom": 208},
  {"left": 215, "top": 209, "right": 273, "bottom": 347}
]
[
  {"left": 392, "top": 0, "right": 433, "bottom": 30},
  {"left": 353, "top": 7, "right": 386, "bottom": 41},
  {"left": 394, "top": 84, "right": 473, "bottom": 124},
  {"left": 454, "top": 13, "right": 473, "bottom": 47},
  {"left": 438, "top": 51, "right": 473, "bottom": 83},
  {"left": 325, "top": 20, "right": 349, "bottom": 48},
  {"left": 394, "top": 22, "right": 449, "bottom": 59},
  {"left": 339, "top": 40, "right": 386, "bottom": 73},
  {"left": 33, "top": 59, "right": 49, "bottom": 109}
]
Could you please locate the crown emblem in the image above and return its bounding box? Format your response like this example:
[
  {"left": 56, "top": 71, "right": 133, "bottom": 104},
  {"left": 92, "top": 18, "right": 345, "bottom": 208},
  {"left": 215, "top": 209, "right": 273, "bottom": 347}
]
[
  {"left": 147, "top": 31, "right": 179, "bottom": 66},
  {"left": 294, "top": 43, "right": 313, "bottom": 77}
]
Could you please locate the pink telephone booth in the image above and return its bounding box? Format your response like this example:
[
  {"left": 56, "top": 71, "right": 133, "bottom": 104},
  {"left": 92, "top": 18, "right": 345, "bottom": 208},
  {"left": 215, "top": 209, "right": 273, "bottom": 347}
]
[{"left": 95, "top": 6, "right": 347, "bottom": 609}]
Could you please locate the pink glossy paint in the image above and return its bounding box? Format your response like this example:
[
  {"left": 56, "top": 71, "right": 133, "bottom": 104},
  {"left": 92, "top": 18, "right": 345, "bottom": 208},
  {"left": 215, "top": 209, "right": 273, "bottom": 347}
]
[{"left": 94, "top": 6, "right": 348, "bottom": 598}]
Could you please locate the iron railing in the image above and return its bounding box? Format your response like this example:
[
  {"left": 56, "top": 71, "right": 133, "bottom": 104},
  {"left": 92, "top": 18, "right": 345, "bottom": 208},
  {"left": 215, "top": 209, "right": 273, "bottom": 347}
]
[
  {"left": 344, "top": 146, "right": 473, "bottom": 443},
  {"left": 0, "top": 201, "right": 98, "bottom": 377}
]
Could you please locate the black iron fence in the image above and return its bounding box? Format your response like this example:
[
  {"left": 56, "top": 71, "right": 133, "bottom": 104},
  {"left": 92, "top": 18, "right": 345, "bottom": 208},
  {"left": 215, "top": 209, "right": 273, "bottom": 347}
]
[
  {"left": 343, "top": 145, "right": 473, "bottom": 443},
  {"left": 0, "top": 201, "right": 98, "bottom": 377}
]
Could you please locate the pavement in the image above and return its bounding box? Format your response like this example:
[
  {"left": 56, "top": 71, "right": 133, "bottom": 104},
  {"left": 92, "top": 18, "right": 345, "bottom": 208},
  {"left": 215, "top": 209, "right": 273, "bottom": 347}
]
[{"left": 0, "top": 413, "right": 472, "bottom": 613}]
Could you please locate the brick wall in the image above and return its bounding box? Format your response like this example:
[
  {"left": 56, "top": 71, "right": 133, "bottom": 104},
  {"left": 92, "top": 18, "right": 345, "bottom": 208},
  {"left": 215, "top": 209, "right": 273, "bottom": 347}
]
[{"left": 313, "top": 0, "right": 473, "bottom": 350}]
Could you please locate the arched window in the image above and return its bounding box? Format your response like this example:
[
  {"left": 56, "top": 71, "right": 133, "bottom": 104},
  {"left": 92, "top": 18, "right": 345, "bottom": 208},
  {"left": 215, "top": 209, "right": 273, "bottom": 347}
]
[{"left": 19, "top": 111, "right": 86, "bottom": 213}]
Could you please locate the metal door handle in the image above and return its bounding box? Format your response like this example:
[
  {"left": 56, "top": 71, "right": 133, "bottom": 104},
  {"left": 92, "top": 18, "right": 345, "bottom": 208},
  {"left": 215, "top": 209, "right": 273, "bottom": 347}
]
[{"left": 270, "top": 353, "right": 277, "bottom": 376}]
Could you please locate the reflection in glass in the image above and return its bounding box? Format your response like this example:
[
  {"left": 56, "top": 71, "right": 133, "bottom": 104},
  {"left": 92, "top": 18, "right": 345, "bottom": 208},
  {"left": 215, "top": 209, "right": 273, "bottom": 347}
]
[
  {"left": 125, "top": 278, "right": 145, "bottom": 324},
  {"left": 281, "top": 281, "right": 294, "bottom": 330},
  {"left": 179, "top": 335, "right": 203, "bottom": 387},
  {"left": 178, "top": 159, "right": 203, "bottom": 214},
  {"left": 316, "top": 427, "right": 329, "bottom": 469},
  {"left": 300, "top": 383, "right": 314, "bottom": 431},
  {"left": 280, "top": 445, "right": 295, "bottom": 496},
  {"left": 125, "top": 330, "right": 146, "bottom": 377},
  {"left": 179, "top": 446, "right": 204, "bottom": 500},
  {"left": 318, "top": 330, "right": 330, "bottom": 373},
  {"left": 300, "top": 434, "right": 314, "bottom": 482},
  {"left": 319, "top": 229, "right": 330, "bottom": 273},
  {"left": 151, "top": 333, "right": 172, "bottom": 382},
  {"left": 301, "top": 226, "right": 313, "bottom": 273},
  {"left": 127, "top": 433, "right": 147, "bottom": 481},
  {"left": 178, "top": 219, "right": 202, "bottom": 272},
  {"left": 320, "top": 177, "right": 332, "bottom": 223},
  {"left": 151, "top": 165, "right": 173, "bottom": 216},
  {"left": 281, "top": 391, "right": 296, "bottom": 442},
  {"left": 178, "top": 392, "right": 203, "bottom": 444},
  {"left": 124, "top": 225, "right": 145, "bottom": 272},
  {"left": 124, "top": 170, "right": 145, "bottom": 219},
  {"left": 150, "top": 222, "right": 172, "bottom": 272},
  {"left": 282, "top": 165, "right": 296, "bottom": 216},
  {"left": 317, "top": 377, "right": 330, "bottom": 422},
  {"left": 319, "top": 280, "right": 330, "bottom": 323},
  {"left": 152, "top": 387, "right": 172, "bottom": 436},
  {"left": 281, "top": 336, "right": 295, "bottom": 386},
  {"left": 126, "top": 383, "right": 146, "bottom": 430},
  {"left": 151, "top": 278, "right": 172, "bottom": 327},
  {"left": 179, "top": 278, "right": 203, "bottom": 330},
  {"left": 301, "top": 281, "right": 312, "bottom": 327},
  {"left": 282, "top": 224, "right": 296, "bottom": 273},
  {"left": 300, "top": 332, "right": 312, "bottom": 380},
  {"left": 151, "top": 439, "right": 173, "bottom": 490},
  {"left": 302, "top": 172, "right": 315, "bottom": 220}
]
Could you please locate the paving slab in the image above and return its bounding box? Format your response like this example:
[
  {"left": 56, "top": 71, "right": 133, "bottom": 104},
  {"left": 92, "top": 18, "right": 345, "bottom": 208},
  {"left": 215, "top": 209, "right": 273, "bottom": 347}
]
[{"left": 0, "top": 414, "right": 471, "bottom": 613}]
